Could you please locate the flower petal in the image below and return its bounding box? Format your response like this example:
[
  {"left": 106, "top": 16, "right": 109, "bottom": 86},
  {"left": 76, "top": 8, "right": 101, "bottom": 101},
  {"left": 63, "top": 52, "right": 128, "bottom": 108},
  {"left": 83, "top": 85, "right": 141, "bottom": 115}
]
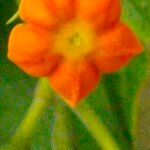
[
  {"left": 20, "top": 0, "right": 56, "bottom": 29},
  {"left": 77, "top": 0, "right": 121, "bottom": 30},
  {"left": 14, "top": 54, "right": 60, "bottom": 77},
  {"left": 45, "top": 0, "right": 76, "bottom": 22},
  {"left": 92, "top": 23, "right": 142, "bottom": 73},
  {"left": 8, "top": 24, "right": 60, "bottom": 76},
  {"left": 49, "top": 60, "right": 100, "bottom": 106}
]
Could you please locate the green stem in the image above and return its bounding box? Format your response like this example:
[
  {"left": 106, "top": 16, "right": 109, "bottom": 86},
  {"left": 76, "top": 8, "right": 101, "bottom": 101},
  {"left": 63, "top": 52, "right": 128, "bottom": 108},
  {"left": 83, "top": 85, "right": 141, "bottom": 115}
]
[
  {"left": 6, "top": 0, "right": 20, "bottom": 25},
  {"left": 6, "top": 10, "right": 19, "bottom": 25},
  {"left": 5, "top": 78, "right": 120, "bottom": 150},
  {"left": 9, "top": 78, "right": 54, "bottom": 149},
  {"left": 51, "top": 101, "right": 74, "bottom": 150},
  {"left": 16, "top": 0, "right": 20, "bottom": 5},
  {"left": 73, "top": 102, "right": 121, "bottom": 150}
]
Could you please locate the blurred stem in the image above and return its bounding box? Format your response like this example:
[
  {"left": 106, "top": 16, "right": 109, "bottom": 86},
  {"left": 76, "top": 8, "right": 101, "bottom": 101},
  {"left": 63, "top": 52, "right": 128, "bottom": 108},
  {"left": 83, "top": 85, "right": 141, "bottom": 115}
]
[
  {"left": 9, "top": 78, "right": 54, "bottom": 149},
  {"left": 6, "top": 78, "right": 120, "bottom": 150},
  {"left": 73, "top": 103, "right": 121, "bottom": 150},
  {"left": 16, "top": 0, "right": 20, "bottom": 5},
  {"left": 51, "top": 100, "right": 74, "bottom": 150},
  {"left": 6, "top": 0, "right": 20, "bottom": 25},
  {"left": 6, "top": 0, "right": 29, "bottom": 25},
  {"left": 6, "top": 10, "right": 19, "bottom": 25}
]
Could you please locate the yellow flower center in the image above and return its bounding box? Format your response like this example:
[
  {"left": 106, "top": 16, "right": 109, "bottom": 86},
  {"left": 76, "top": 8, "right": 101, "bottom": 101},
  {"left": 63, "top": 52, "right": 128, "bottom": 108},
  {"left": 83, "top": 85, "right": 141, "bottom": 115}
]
[{"left": 54, "top": 21, "right": 95, "bottom": 60}]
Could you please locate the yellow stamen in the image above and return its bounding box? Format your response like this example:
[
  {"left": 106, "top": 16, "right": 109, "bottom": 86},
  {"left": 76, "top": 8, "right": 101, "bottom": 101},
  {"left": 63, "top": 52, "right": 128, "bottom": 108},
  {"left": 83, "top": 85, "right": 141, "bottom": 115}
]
[{"left": 54, "top": 20, "right": 95, "bottom": 60}]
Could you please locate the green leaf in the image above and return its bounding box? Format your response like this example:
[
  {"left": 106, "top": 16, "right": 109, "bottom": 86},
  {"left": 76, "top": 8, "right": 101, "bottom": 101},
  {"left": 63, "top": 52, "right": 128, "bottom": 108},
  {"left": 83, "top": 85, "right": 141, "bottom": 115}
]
[{"left": 122, "top": 0, "right": 150, "bottom": 43}]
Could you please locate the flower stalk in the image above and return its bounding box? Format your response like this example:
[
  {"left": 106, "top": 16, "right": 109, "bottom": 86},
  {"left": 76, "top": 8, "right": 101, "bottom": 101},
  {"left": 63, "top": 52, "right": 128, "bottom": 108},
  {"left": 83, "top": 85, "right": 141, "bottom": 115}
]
[
  {"left": 5, "top": 78, "right": 120, "bottom": 150},
  {"left": 73, "top": 103, "right": 121, "bottom": 150},
  {"left": 9, "top": 78, "right": 54, "bottom": 149}
]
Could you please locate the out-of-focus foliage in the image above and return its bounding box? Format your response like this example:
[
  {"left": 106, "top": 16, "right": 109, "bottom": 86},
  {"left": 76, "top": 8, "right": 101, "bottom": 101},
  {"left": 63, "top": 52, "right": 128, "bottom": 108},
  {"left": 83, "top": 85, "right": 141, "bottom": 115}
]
[{"left": 0, "top": 0, "right": 149, "bottom": 150}]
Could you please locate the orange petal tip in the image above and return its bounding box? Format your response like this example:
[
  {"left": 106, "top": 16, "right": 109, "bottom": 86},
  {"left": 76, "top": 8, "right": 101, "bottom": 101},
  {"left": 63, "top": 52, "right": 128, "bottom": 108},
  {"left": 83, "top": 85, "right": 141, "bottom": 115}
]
[{"left": 49, "top": 61, "right": 101, "bottom": 107}]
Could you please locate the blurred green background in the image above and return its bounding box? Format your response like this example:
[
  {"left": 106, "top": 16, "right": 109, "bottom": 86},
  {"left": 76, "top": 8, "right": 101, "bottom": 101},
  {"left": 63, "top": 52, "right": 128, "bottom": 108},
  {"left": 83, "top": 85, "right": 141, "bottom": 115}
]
[{"left": 0, "top": 0, "right": 149, "bottom": 150}]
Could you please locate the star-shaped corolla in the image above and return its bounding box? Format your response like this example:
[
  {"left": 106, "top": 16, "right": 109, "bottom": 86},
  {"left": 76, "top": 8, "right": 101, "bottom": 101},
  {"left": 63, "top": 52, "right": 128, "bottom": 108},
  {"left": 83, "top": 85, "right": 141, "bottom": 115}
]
[{"left": 8, "top": 0, "right": 142, "bottom": 106}]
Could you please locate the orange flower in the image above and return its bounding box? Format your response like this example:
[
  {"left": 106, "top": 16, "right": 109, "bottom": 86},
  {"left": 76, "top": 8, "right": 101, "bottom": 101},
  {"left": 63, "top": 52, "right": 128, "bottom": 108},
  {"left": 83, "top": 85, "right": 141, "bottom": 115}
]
[{"left": 8, "top": 0, "right": 142, "bottom": 106}]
